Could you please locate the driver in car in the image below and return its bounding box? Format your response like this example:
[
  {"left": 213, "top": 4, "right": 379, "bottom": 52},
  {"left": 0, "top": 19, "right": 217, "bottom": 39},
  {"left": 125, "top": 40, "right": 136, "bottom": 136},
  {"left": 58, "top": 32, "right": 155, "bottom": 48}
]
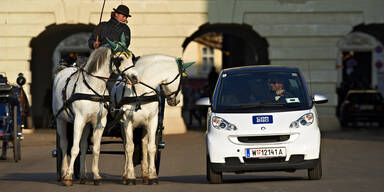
[{"left": 268, "top": 77, "right": 293, "bottom": 103}]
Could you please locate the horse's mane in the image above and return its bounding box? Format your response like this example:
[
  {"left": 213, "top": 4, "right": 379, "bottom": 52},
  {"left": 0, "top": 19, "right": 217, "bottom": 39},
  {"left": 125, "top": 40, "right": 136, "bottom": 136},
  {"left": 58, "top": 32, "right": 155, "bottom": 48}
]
[
  {"left": 54, "top": 65, "right": 68, "bottom": 75},
  {"left": 84, "top": 47, "right": 111, "bottom": 73}
]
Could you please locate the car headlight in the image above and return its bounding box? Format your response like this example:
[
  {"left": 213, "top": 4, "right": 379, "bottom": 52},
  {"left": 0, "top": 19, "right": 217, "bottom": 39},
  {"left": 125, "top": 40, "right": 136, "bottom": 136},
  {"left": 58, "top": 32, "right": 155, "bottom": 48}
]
[
  {"left": 211, "top": 116, "right": 237, "bottom": 131},
  {"left": 289, "top": 113, "right": 314, "bottom": 128}
]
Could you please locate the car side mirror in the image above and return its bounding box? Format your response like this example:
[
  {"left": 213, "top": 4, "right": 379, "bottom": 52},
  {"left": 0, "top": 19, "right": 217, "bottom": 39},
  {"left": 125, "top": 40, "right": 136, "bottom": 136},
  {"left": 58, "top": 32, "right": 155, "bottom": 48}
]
[
  {"left": 313, "top": 94, "right": 328, "bottom": 104},
  {"left": 195, "top": 97, "right": 211, "bottom": 106}
]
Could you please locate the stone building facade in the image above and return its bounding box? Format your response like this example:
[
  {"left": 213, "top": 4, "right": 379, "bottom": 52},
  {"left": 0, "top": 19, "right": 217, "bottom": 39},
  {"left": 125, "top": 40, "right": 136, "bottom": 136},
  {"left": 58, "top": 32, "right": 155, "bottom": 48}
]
[{"left": 1, "top": 0, "right": 383, "bottom": 131}]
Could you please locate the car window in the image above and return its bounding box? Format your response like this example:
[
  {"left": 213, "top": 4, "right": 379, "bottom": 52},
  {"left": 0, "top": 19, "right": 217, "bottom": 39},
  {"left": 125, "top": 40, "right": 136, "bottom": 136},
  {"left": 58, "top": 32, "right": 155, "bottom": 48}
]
[
  {"left": 347, "top": 92, "right": 383, "bottom": 103},
  {"left": 215, "top": 71, "right": 310, "bottom": 112}
]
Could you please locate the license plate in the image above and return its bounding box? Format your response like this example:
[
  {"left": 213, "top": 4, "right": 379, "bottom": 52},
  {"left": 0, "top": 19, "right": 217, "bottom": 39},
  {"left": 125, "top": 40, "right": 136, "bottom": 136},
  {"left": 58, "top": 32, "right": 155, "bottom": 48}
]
[
  {"left": 252, "top": 115, "right": 273, "bottom": 124},
  {"left": 245, "top": 147, "right": 286, "bottom": 158},
  {"left": 359, "top": 105, "right": 374, "bottom": 110}
]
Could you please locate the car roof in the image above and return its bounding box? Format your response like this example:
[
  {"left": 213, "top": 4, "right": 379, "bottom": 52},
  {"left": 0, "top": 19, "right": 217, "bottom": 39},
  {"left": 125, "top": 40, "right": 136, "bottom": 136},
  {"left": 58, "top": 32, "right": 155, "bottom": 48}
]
[
  {"left": 346, "top": 89, "right": 381, "bottom": 94},
  {"left": 222, "top": 65, "right": 300, "bottom": 74}
]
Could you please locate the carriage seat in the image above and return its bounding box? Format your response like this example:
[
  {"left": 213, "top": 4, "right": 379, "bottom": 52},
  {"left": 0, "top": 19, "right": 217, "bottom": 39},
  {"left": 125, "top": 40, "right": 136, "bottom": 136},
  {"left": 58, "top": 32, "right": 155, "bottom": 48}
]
[
  {"left": 0, "top": 83, "right": 13, "bottom": 94},
  {"left": 0, "top": 83, "right": 18, "bottom": 105}
]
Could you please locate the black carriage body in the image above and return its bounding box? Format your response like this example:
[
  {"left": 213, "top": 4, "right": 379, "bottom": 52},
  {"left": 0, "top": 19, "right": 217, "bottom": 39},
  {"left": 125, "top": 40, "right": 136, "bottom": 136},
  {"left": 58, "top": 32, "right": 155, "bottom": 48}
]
[
  {"left": 0, "top": 83, "right": 24, "bottom": 162},
  {"left": 0, "top": 83, "right": 21, "bottom": 139}
]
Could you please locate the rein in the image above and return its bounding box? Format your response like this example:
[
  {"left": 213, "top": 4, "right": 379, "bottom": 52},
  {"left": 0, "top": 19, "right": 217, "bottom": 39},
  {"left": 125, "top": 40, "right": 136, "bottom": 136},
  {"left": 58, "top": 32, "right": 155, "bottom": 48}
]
[
  {"left": 135, "top": 58, "right": 184, "bottom": 100},
  {"left": 138, "top": 72, "right": 181, "bottom": 98},
  {"left": 116, "top": 65, "right": 182, "bottom": 109}
]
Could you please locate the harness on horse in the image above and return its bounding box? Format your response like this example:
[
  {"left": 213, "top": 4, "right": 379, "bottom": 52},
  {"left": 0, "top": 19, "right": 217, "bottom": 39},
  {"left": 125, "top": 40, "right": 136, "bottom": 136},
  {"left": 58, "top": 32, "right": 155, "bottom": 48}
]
[
  {"left": 53, "top": 49, "right": 134, "bottom": 122},
  {"left": 116, "top": 57, "right": 186, "bottom": 109}
]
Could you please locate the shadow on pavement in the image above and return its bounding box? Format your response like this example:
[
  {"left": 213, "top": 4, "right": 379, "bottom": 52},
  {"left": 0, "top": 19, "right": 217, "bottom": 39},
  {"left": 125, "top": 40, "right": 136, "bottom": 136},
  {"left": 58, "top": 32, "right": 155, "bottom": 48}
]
[
  {"left": 160, "top": 174, "right": 306, "bottom": 184},
  {"left": 223, "top": 175, "right": 306, "bottom": 184},
  {"left": 321, "top": 128, "right": 384, "bottom": 142},
  {"left": 159, "top": 175, "right": 206, "bottom": 184},
  {"left": 1, "top": 173, "right": 57, "bottom": 184}
]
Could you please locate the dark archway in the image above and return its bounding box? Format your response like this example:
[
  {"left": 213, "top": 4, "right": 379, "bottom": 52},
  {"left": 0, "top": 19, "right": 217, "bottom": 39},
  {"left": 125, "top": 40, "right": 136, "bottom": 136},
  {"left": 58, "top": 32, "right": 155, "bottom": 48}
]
[
  {"left": 181, "top": 23, "right": 270, "bottom": 129},
  {"left": 29, "top": 23, "right": 95, "bottom": 128},
  {"left": 182, "top": 23, "right": 270, "bottom": 68},
  {"left": 336, "top": 23, "right": 384, "bottom": 117}
]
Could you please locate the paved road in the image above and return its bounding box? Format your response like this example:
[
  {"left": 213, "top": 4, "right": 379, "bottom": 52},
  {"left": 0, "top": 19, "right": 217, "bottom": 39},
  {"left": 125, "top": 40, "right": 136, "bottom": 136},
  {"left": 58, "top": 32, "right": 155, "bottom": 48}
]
[{"left": 1, "top": 128, "right": 384, "bottom": 192}]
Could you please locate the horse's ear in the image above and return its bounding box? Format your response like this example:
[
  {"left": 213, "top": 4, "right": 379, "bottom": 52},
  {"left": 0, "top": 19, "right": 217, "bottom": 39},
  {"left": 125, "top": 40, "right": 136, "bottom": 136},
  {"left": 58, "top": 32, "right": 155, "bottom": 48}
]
[
  {"left": 106, "top": 37, "right": 118, "bottom": 51},
  {"left": 120, "top": 32, "right": 127, "bottom": 48},
  {"left": 176, "top": 57, "right": 195, "bottom": 70},
  {"left": 182, "top": 61, "right": 195, "bottom": 70}
]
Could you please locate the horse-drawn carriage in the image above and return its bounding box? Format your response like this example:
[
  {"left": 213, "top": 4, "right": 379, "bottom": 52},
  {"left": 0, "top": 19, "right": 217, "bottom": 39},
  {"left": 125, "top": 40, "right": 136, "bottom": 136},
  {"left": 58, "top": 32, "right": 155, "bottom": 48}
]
[
  {"left": 52, "top": 36, "right": 193, "bottom": 185},
  {"left": 0, "top": 72, "right": 27, "bottom": 162},
  {"left": 54, "top": 93, "right": 166, "bottom": 183}
]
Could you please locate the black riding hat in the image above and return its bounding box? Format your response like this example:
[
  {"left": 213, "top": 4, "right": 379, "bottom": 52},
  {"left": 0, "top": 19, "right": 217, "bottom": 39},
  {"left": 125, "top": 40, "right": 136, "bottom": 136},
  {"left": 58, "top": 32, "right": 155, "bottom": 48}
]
[{"left": 113, "top": 5, "right": 132, "bottom": 17}]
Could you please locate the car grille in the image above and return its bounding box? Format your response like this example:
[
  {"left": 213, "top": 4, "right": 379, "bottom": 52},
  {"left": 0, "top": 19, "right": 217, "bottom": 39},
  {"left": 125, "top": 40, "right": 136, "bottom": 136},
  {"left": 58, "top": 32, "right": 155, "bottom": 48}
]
[
  {"left": 243, "top": 157, "right": 286, "bottom": 163},
  {"left": 224, "top": 155, "right": 305, "bottom": 165},
  {"left": 237, "top": 135, "right": 290, "bottom": 143}
]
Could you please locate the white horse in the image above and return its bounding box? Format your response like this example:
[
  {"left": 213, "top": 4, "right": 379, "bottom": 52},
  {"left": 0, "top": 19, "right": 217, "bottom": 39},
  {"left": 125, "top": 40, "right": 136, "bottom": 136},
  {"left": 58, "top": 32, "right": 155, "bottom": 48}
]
[
  {"left": 111, "top": 55, "right": 193, "bottom": 185},
  {"left": 52, "top": 35, "right": 139, "bottom": 186}
]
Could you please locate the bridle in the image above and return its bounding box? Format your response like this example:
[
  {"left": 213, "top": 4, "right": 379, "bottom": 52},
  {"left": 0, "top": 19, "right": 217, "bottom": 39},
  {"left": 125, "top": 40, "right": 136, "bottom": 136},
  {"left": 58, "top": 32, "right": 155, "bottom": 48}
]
[
  {"left": 110, "top": 49, "right": 135, "bottom": 84},
  {"left": 137, "top": 58, "right": 185, "bottom": 101}
]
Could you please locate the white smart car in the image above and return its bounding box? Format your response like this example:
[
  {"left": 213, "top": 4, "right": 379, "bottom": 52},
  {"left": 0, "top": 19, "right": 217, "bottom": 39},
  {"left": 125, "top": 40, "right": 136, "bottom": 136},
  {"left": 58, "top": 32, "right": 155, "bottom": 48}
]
[{"left": 196, "top": 66, "right": 328, "bottom": 184}]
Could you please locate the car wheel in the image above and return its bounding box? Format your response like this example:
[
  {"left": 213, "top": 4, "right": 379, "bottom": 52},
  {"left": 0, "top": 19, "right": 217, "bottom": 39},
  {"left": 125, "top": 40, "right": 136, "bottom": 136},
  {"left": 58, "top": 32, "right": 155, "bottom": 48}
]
[
  {"left": 340, "top": 120, "right": 346, "bottom": 127},
  {"left": 308, "top": 156, "right": 322, "bottom": 180},
  {"left": 340, "top": 119, "right": 351, "bottom": 130},
  {"left": 207, "top": 155, "right": 222, "bottom": 184}
]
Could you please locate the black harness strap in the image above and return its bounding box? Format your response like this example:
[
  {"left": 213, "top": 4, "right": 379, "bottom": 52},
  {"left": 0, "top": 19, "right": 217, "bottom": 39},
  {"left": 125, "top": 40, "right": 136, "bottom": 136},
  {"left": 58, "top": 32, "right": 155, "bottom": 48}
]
[
  {"left": 61, "top": 70, "right": 80, "bottom": 119},
  {"left": 131, "top": 85, "right": 141, "bottom": 111},
  {"left": 81, "top": 71, "right": 106, "bottom": 97},
  {"left": 54, "top": 69, "right": 109, "bottom": 120},
  {"left": 68, "top": 93, "right": 110, "bottom": 103},
  {"left": 117, "top": 95, "right": 159, "bottom": 108},
  {"left": 53, "top": 48, "right": 136, "bottom": 123},
  {"left": 54, "top": 93, "right": 110, "bottom": 120}
]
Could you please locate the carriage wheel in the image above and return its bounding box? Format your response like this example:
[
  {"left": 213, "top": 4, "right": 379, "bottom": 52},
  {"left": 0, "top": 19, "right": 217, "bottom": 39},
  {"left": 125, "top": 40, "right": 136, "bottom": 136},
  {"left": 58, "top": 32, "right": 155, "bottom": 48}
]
[
  {"left": 12, "top": 106, "right": 21, "bottom": 162},
  {"left": 56, "top": 131, "right": 63, "bottom": 181}
]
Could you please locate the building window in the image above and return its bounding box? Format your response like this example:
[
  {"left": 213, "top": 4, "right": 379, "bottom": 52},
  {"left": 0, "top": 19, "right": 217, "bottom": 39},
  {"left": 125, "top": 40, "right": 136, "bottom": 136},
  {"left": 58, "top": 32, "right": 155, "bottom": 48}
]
[{"left": 201, "top": 46, "right": 214, "bottom": 73}]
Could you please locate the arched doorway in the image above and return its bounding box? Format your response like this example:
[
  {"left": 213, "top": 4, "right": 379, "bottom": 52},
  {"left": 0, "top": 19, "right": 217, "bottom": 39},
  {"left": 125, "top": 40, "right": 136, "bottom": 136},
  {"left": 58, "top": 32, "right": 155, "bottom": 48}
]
[
  {"left": 181, "top": 23, "right": 269, "bottom": 128},
  {"left": 29, "top": 24, "right": 95, "bottom": 128},
  {"left": 182, "top": 23, "right": 270, "bottom": 68},
  {"left": 336, "top": 23, "right": 384, "bottom": 116}
]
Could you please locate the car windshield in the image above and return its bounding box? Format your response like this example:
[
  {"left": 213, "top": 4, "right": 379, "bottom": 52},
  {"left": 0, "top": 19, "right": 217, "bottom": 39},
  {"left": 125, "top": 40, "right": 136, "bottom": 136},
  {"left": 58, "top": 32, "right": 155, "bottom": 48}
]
[
  {"left": 215, "top": 70, "right": 310, "bottom": 112},
  {"left": 347, "top": 92, "right": 383, "bottom": 103}
]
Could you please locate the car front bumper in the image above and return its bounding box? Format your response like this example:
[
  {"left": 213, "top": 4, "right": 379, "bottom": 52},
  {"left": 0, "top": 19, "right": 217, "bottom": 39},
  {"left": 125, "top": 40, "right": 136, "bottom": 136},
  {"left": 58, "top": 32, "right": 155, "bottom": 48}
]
[
  {"left": 210, "top": 155, "right": 319, "bottom": 173},
  {"left": 206, "top": 122, "right": 321, "bottom": 172}
]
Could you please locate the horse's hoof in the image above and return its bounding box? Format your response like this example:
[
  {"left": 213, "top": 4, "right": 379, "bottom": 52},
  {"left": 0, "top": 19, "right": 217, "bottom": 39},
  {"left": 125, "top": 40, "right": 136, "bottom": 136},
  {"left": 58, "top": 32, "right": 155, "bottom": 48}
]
[
  {"left": 62, "top": 179, "right": 73, "bottom": 186},
  {"left": 142, "top": 177, "right": 148, "bottom": 184},
  {"left": 148, "top": 178, "right": 159, "bottom": 185},
  {"left": 122, "top": 178, "right": 136, "bottom": 185},
  {"left": 80, "top": 177, "right": 88, "bottom": 184},
  {"left": 94, "top": 179, "right": 101, "bottom": 185},
  {"left": 0, "top": 155, "right": 6, "bottom": 160}
]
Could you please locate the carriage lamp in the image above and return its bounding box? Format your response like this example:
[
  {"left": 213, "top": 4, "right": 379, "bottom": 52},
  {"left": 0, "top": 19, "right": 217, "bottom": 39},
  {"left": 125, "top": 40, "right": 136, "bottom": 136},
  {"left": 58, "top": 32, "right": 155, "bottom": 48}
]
[
  {"left": 211, "top": 116, "right": 237, "bottom": 131},
  {"left": 289, "top": 113, "right": 314, "bottom": 128},
  {"left": 52, "top": 149, "right": 57, "bottom": 158},
  {"left": 16, "top": 132, "right": 24, "bottom": 140},
  {"left": 16, "top": 73, "right": 26, "bottom": 86}
]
